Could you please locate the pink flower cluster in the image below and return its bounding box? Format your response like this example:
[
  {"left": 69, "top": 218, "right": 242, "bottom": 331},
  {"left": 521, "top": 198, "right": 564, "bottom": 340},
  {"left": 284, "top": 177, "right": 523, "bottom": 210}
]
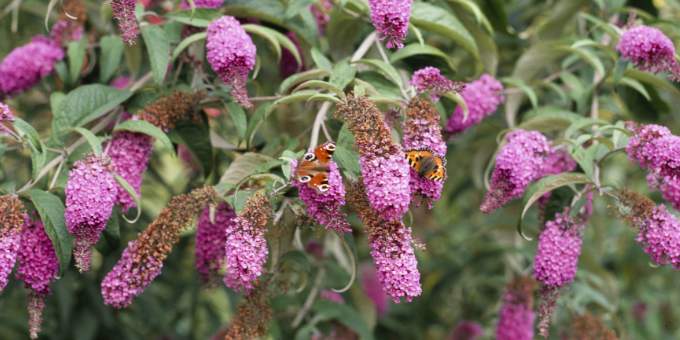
[
  {"left": 445, "top": 74, "right": 504, "bottom": 134},
  {"left": 541, "top": 149, "right": 577, "bottom": 176},
  {"left": 0, "top": 101, "right": 14, "bottom": 136},
  {"left": 481, "top": 130, "right": 553, "bottom": 214},
  {"left": 447, "top": 321, "right": 483, "bottom": 340},
  {"left": 409, "top": 67, "right": 464, "bottom": 103},
  {"left": 0, "top": 230, "right": 20, "bottom": 291},
  {"left": 360, "top": 262, "right": 389, "bottom": 316},
  {"left": 206, "top": 16, "right": 256, "bottom": 108},
  {"left": 15, "top": 215, "right": 59, "bottom": 339},
  {"left": 104, "top": 132, "right": 154, "bottom": 212},
  {"left": 0, "top": 36, "right": 64, "bottom": 97},
  {"left": 50, "top": 20, "right": 84, "bottom": 47},
  {"left": 626, "top": 123, "right": 680, "bottom": 210},
  {"left": 309, "top": 1, "right": 333, "bottom": 35},
  {"left": 181, "top": 0, "right": 223, "bottom": 9},
  {"left": 368, "top": 0, "right": 413, "bottom": 50},
  {"left": 617, "top": 25, "right": 680, "bottom": 81},
  {"left": 195, "top": 202, "right": 235, "bottom": 286},
  {"left": 319, "top": 290, "right": 345, "bottom": 304},
  {"left": 497, "top": 303, "right": 535, "bottom": 340},
  {"left": 101, "top": 239, "right": 163, "bottom": 308},
  {"left": 65, "top": 154, "right": 118, "bottom": 273},
  {"left": 291, "top": 158, "right": 351, "bottom": 233},
  {"left": 361, "top": 153, "right": 411, "bottom": 221},
  {"left": 369, "top": 225, "right": 421, "bottom": 303},
  {"left": 633, "top": 204, "right": 680, "bottom": 268},
  {"left": 533, "top": 211, "right": 584, "bottom": 287},
  {"left": 223, "top": 216, "right": 268, "bottom": 293},
  {"left": 111, "top": 0, "right": 139, "bottom": 45}
]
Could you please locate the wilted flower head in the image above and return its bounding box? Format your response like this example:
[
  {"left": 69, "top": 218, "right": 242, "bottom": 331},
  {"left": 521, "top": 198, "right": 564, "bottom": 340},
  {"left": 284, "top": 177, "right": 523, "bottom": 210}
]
[
  {"left": 447, "top": 321, "right": 483, "bottom": 340},
  {"left": 360, "top": 262, "right": 389, "bottom": 316},
  {"left": 409, "top": 67, "right": 465, "bottom": 103},
  {"left": 0, "top": 194, "right": 25, "bottom": 291},
  {"left": 561, "top": 313, "right": 618, "bottom": 340},
  {"left": 445, "top": 74, "right": 504, "bottom": 135},
  {"left": 348, "top": 181, "right": 422, "bottom": 303},
  {"left": 15, "top": 215, "right": 59, "bottom": 339},
  {"left": 336, "top": 93, "right": 411, "bottom": 221},
  {"left": 65, "top": 154, "right": 118, "bottom": 273},
  {"left": 223, "top": 281, "right": 272, "bottom": 339},
  {"left": 206, "top": 16, "right": 256, "bottom": 108},
  {"left": 102, "top": 187, "right": 216, "bottom": 308},
  {"left": 279, "top": 32, "right": 305, "bottom": 79},
  {"left": 320, "top": 290, "right": 345, "bottom": 304},
  {"left": 481, "top": 130, "right": 553, "bottom": 214},
  {"left": 0, "top": 36, "right": 64, "bottom": 97},
  {"left": 104, "top": 132, "right": 154, "bottom": 213},
  {"left": 137, "top": 90, "right": 206, "bottom": 131},
  {"left": 403, "top": 98, "right": 446, "bottom": 208},
  {"left": 617, "top": 25, "right": 680, "bottom": 81},
  {"left": 496, "top": 275, "right": 536, "bottom": 340},
  {"left": 224, "top": 194, "right": 272, "bottom": 293},
  {"left": 368, "top": 0, "right": 413, "bottom": 50},
  {"left": 195, "top": 202, "right": 235, "bottom": 286},
  {"left": 290, "top": 158, "right": 351, "bottom": 233},
  {"left": 111, "top": 0, "right": 139, "bottom": 45}
]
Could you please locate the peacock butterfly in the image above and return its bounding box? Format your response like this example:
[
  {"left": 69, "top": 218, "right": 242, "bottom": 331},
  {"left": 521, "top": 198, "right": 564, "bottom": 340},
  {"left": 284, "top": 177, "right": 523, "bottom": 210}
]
[{"left": 294, "top": 141, "right": 336, "bottom": 193}]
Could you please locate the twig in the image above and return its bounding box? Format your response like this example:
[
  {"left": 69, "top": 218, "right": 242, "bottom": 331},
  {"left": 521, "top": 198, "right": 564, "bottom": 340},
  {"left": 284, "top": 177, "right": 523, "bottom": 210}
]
[
  {"left": 375, "top": 39, "right": 410, "bottom": 100},
  {"left": 321, "top": 121, "right": 332, "bottom": 142},
  {"left": 351, "top": 32, "right": 377, "bottom": 62},
  {"left": 309, "top": 101, "right": 332, "bottom": 147},
  {"left": 273, "top": 197, "right": 291, "bottom": 225},
  {"left": 129, "top": 72, "right": 154, "bottom": 91},
  {"left": 291, "top": 266, "right": 326, "bottom": 328},
  {"left": 49, "top": 159, "right": 65, "bottom": 190}
]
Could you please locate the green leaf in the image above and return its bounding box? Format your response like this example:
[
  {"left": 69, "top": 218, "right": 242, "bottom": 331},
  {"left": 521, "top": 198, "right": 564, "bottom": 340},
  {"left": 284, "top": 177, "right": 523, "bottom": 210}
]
[
  {"left": 279, "top": 69, "right": 332, "bottom": 94},
  {"left": 389, "top": 43, "right": 457, "bottom": 73},
  {"left": 171, "top": 32, "right": 207, "bottom": 63},
  {"left": 517, "top": 173, "right": 593, "bottom": 239},
  {"left": 63, "top": 127, "right": 103, "bottom": 156},
  {"left": 543, "top": 186, "right": 576, "bottom": 224},
  {"left": 442, "top": 92, "right": 468, "bottom": 122},
  {"left": 617, "top": 77, "right": 651, "bottom": 101},
  {"left": 12, "top": 118, "right": 46, "bottom": 180},
  {"left": 54, "top": 85, "right": 133, "bottom": 143},
  {"left": 613, "top": 58, "right": 629, "bottom": 87},
  {"left": 279, "top": 251, "right": 310, "bottom": 274},
  {"left": 285, "top": 0, "right": 315, "bottom": 19},
  {"left": 94, "top": 206, "right": 121, "bottom": 255},
  {"left": 408, "top": 23, "right": 425, "bottom": 47},
  {"left": 23, "top": 190, "right": 73, "bottom": 276},
  {"left": 223, "top": 0, "right": 319, "bottom": 47},
  {"left": 515, "top": 116, "right": 573, "bottom": 133},
  {"left": 500, "top": 77, "right": 538, "bottom": 110},
  {"left": 329, "top": 59, "right": 357, "bottom": 90},
  {"left": 218, "top": 152, "right": 274, "bottom": 187},
  {"left": 294, "top": 80, "right": 346, "bottom": 101},
  {"left": 113, "top": 120, "right": 175, "bottom": 156},
  {"left": 163, "top": 8, "right": 222, "bottom": 27},
  {"left": 351, "top": 59, "right": 403, "bottom": 88},
  {"left": 564, "top": 118, "right": 611, "bottom": 138},
  {"left": 100, "top": 35, "right": 125, "bottom": 84},
  {"left": 67, "top": 38, "right": 87, "bottom": 87},
  {"left": 114, "top": 174, "right": 142, "bottom": 223},
  {"left": 555, "top": 46, "right": 605, "bottom": 77},
  {"left": 242, "top": 24, "right": 282, "bottom": 61},
  {"left": 536, "top": 0, "right": 589, "bottom": 40},
  {"left": 141, "top": 25, "right": 171, "bottom": 87},
  {"left": 311, "top": 47, "right": 333, "bottom": 70},
  {"left": 446, "top": 0, "right": 494, "bottom": 34},
  {"left": 252, "top": 160, "right": 283, "bottom": 175},
  {"left": 306, "top": 93, "right": 343, "bottom": 104},
  {"left": 311, "top": 300, "right": 375, "bottom": 340},
  {"left": 367, "top": 96, "right": 405, "bottom": 107},
  {"left": 326, "top": 8, "right": 364, "bottom": 61},
  {"left": 246, "top": 102, "right": 275, "bottom": 148},
  {"left": 409, "top": 2, "right": 481, "bottom": 75},
  {"left": 224, "top": 102, "right": 247, "bottom": 144},
  {"left": 280, "top": 150, "right": 297, "bottom": 181},
  {"left": 167, "top": 119, "right": 214, "bottom": 176},
  {"left": 623, "top": 69, "right": 680, "bottom": 97}
]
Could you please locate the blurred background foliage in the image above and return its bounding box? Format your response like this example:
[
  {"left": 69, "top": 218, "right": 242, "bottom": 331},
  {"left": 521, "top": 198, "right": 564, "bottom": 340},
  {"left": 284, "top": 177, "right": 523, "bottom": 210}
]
[{"left": 2, "top": 0, "right": 680, "bottom": 339}]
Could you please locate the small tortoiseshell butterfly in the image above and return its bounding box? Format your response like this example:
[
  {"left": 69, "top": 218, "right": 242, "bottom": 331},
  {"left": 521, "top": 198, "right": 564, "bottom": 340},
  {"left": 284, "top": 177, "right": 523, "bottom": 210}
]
[
  {"left": 294, "top": 141, "right": 336, "bottom": 193},
  {"left": 404, "top": 147, "right": 447, "bottom": 181}
]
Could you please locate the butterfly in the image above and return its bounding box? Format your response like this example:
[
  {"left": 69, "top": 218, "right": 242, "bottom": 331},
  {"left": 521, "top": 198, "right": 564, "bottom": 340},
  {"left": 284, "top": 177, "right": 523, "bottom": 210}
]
[
  {"left": 294, "top": 141, "right": 336, "bottom": 194},
  {"left": 404, "top": 147, "right": 447, "bottom": 181}
]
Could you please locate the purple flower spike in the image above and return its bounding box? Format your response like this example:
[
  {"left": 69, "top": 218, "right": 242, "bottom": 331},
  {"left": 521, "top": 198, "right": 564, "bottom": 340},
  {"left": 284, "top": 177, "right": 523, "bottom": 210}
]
[
  {"left": 0, "top": 232, "right": 20, "bottom": 291},
  {"left": 617, "top": 25, "right": 680, "bottom": 81},
  {"left": 101, "top": 239, "right": 162, "bottom": 308},
  {"left": 104, "top": 132, "right": 154, "bottom": 213},
  {"left": 445, "top": 74, "right": 504, "bottom": 134},
  {"left": 447, "top": 321, "right": 483, "bottom": 340},
  {"left": 291, "top": 158, "right": 351, "bottom": 234},
  {"left": 360, "top": 262, "right": 389, "bottom": 316},
  {"left": 368, "top": 0, "right": 413, "bottom": 50},
  {"left": 195, "top": 202, "right": 235, "bottom": 287},
  {"left": 361, "top": 153, "right": 411, "bottom": 221},
  {"left": 182, "top": 0, "right": 223, "bottom": 9},
  {"left": 409, "top": 67, "right": 465, "bottom": 103},
  {"left": 496, "top": 275, "right": 536, "bottom": 340},
  {"left": 206, "top": 16, "right": 257, "bottom": 108},
  {"left": 0, "top": 36, "right": 64, "bottom": 97},
  {"left": 481, "top": 130, "right": 553, "bottom": 214},
  {"left": 65, "top": 154, "right": 118, "bottom": 273},
  {"left": 111, "top": 0, "right": 139, "bottom": 45},
  {"left": 0, "top": 101, "right": 14, "bottom": 136},
  {"left": 369, "top": 224, "right": 421, "bottom": 303},
  {"left": 16, "top": 215, "right": 59, "bottom": 339}
]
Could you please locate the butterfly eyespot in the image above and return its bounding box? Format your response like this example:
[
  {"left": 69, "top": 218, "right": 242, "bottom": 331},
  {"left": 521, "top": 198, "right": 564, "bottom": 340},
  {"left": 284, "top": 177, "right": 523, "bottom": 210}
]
[
  {"left": 326, "top": 142, "right": 336, "bottom": 151},
  {"left": 299, "top": 176, "right": 311, "bottom": 182},
  {"left": 303, "top": 153, "right": 315, "bottom": 161},
  {"left": 318, "top": 184, "right": 329, "bottom": 192}
]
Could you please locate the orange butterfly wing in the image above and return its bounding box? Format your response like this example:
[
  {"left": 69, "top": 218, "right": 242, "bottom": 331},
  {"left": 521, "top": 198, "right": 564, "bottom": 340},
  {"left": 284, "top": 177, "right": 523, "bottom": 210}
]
[
  {"left": 404, "top": 147, "right": 447, "bottom": 182},
  {"left": 423, "top": 155, "right": 447, "bottom": 182},
  {"left": 294, "top": 141, "right": 336, "bottom": 193},
  {"left": 307, "top": 173, "right": 330, "bottom": 193}
]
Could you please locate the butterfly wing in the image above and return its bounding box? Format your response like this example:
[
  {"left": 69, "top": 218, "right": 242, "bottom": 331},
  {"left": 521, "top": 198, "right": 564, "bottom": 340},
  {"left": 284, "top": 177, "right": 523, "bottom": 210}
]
[
  {"left": 404, "top": 148, "right": 435, "bottom": 172},
  {"left": 312, "top": 141, "right": 336, "bottom": 166},
  {"left": 423, "top": 155, "right": 447, "bottom": 181},
  {"left": 307, "top": 172, "right": 330, "bottom": 193}
]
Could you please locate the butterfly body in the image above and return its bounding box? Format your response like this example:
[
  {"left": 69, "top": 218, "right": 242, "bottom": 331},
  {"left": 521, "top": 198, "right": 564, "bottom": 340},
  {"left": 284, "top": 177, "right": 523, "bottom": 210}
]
[
  {"left": 404, "top": 147, "right": 447, "bottom": 181},
  {"left": 294, "top": 141, "right": 336, "bottom": 193}
]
